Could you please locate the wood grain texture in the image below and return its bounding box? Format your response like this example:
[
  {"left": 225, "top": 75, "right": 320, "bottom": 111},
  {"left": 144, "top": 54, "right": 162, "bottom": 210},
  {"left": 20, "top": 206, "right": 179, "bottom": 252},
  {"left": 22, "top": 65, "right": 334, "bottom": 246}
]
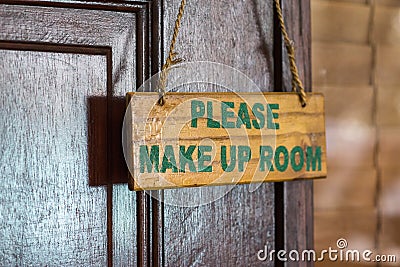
[
  {"left": 163, "top": 0, "right": 274, "bottom": 91},
  {"left": 126, "top": 92, "right": 326, "bottom": 190},
  {"left": 162, "top": 1, "right": 276, "bottom": 266},
  {"left": 0, "top": 1, "right": 315, "bottom": 265},
  {"left": 0, "top": 1, "right": 156, "bottom": 265},
  {"left": 0, "top": 50, "right": 108, "bottom": 266},
  {"left": 164, "top": 186, "right": 275, "bottom": 265},
  {"left": 282, "top": 1, "right": 315, "bottom": 267},
  {"left": 0, "top": 2, "right": 138, "bottom": 183}
]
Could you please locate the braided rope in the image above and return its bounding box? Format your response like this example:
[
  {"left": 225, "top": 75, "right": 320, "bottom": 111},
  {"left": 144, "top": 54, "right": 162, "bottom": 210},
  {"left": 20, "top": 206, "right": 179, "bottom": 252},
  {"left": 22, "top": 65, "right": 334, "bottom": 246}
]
[
  {"left": 158, "top": 0, "right": 186, "bottom": 105},
  {"left": 275, "top": 0, "right": 307, "bottom": 107},
  {"left": 158, "top": 0, "right": 306, "bottom": 107}
]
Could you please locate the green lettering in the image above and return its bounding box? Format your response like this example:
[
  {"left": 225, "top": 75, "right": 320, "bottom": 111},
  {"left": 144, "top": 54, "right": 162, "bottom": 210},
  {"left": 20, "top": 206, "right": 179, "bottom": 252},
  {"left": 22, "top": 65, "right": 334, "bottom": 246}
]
[
  {"left": 267, "top": 104, "right": 280, "bottom": 129},
  {"left": 221, "top": 102, "right": 235, "bottom": 128},
  {"left": 140, "top": 145, "right": 159, "bottom": 173},
  {"left": 160, "top": 145, "right": 178, "bottom": 173},
  {"left": 207, "top": 101, "right": 221, "bottom": 128},
  {"left": 221, "top": 145, "right": 236, "bottom": 172},
  {"left": 236, "top": 103, "right": 252, "bottom": 129},
  {"left": 198, "top": 146, "right": 213, "bottom": 172},
  {"left": 290, "top": 146, "right": 304, "bottom": 172},
  {"left": 275, "top": 146, "right": 289, "bottom": 172},
  {"left": 179, "top": 145, "right": 197, "bottom": 173},
  {"left": 252, "top": 103, "right": 265, "bottom": 129},
  {"left": 191, "top": 100, "right": 205, "bottom": 128},
  {"left": 306, "top": 146, "right": 322, "bottom": 171},
  {"left": 259, "top": 146, "right": 274, "bottom": 171},
  {"left": 238, "top": 146, "right": 251, "bottom": 172}
]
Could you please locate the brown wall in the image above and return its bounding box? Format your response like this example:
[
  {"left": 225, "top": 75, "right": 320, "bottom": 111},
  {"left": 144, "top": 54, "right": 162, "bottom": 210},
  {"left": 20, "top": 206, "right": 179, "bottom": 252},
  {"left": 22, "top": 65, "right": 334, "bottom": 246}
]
[{"left": 312, "top": 0, "right": 400, "bottom": 266}]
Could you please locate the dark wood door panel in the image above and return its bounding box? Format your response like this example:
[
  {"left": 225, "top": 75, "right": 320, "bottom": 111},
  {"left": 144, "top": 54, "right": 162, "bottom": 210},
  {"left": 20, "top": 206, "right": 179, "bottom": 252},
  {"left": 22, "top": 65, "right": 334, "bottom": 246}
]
[
  {"left": 163, "top": 0, "right": 274, "bottom": 90},
  {"left": 0, "top": 3, "right": 137, "bottom": 98},
  {"left": 281, "top": 2, "right": 314, "bottom": 267},
  {"left": 164, "top": 185, "right": 275, "bottom": 266},
  {"left": 162, "top": 1, "right": 275, "bottom": 266},
  {"left": 0, "top": 49, "right": 108, "bottom": 266},
  {"left": 0, "top": 1, "right": 160, "bottom": 265}
]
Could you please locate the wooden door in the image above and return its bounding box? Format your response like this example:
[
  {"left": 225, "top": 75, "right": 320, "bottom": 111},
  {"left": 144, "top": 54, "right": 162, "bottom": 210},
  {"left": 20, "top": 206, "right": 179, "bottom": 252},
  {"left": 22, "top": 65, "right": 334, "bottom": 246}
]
[
  {"left": 0, "top": 1, "right": 312, "bottom": 266},
  {"left": 0, "top": 1, "right": 162, "bottom": 265}
]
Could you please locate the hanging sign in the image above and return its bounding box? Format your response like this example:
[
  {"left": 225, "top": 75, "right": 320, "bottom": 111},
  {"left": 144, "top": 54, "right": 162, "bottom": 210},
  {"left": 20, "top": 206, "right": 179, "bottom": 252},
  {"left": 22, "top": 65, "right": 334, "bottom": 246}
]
[{"left": 125, "top": 92, "right": 326, "bottom": 191}]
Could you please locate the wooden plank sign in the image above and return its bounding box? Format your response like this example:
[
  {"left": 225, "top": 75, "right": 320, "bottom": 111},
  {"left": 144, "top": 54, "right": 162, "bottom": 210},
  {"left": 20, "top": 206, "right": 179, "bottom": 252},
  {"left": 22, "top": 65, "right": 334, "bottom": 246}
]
[{"left": 125, "top": 92, "right": 326, "bottom": 191}]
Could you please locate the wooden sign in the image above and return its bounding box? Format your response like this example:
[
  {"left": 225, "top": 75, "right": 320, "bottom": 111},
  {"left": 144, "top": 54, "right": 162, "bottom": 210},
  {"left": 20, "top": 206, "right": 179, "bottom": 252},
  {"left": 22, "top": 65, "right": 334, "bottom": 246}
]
[{"left": 125, "top": 92, "right": 326, "bottom": 191}]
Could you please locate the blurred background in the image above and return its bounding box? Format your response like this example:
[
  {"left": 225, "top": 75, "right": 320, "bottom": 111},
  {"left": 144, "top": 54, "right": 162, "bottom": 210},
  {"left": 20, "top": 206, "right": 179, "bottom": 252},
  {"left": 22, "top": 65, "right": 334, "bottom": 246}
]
[{"left": 311, "top": 0, "right": 400, "bottom": 265}]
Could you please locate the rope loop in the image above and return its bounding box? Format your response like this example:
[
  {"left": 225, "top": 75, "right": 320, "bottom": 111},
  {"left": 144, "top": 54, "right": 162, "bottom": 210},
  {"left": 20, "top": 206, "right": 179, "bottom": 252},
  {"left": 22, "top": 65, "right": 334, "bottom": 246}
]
[
  {"left": 274, "top": 0, "right": 307, "bottom": 107},
  {"left": 159, "top": 0, "right": 307, "bottom": 107},
  {"left": 158, "top": 0, "right": 186, "bottom": 105}
]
